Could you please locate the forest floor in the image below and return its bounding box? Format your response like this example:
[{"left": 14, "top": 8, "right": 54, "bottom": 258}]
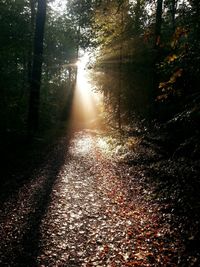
[{"left": 0, "top": 127, "right": 200, "bottom": 266}]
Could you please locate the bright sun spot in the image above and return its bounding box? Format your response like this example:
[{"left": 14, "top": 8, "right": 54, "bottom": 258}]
[
  {"left": 50, "top": 0, "right": 66, "bottom": 13},
  {"left": 76, "top": 53, "right": 91, "bottom": 89},
  {"left": 97, "top": 138, "right": 109, "bottom": 153},
  {"left": 76, "top": 53, "right": 90, "bottom": 70}
]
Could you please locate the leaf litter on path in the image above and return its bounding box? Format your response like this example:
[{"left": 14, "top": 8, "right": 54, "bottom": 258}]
[{"left": 0, "top": 130, "right": 194, "bottom": 266}]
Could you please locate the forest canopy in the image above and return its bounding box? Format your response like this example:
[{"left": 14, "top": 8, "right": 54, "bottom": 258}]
[{"left": 0, "top": 0, "right": 199, "bottom": 141}]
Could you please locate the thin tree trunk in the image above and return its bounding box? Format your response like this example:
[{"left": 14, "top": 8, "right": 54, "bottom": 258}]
[
  {"left": 27, "top": 0, "right": 36, "bottom": 83},
  {"left": 75, "top": 25, "right": 80, "bottom": 80},
  {"left": 171, "top": 0, "right": 176, "bottom": 32},
  {"left": 118, "top": 3, "right": 125, "bottom": 133},
  {"left": 192, "top": 0, "right": 200, "bottom": 39},
  {"left": 154, "top": 0, "right": 163, "bottom": 48},
  {"left": 28, "top": 0, "right": 47, "bottom": 136},
  {"left": 118, "top": 42, "right": 122, "bottom": 133},
  {"left": 151, "top": 0, "right": 163, "bottom": 117},
  {"left": 135, "top": 0, "right": 141, "bottom": 35}
]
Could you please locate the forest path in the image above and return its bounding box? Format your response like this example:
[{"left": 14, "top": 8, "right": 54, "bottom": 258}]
[{"left": 0, "top": 130, "right": 180, "bottom": 266}]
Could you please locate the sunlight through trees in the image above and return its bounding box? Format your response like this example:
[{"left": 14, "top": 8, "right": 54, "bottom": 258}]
[{"left": 1, "top": 0, "right": 200, "bottom": 266}]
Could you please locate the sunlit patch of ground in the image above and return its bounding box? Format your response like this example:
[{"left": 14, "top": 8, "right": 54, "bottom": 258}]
[{"left": 35, "top": 131, "right": 181, "bottom": 266}]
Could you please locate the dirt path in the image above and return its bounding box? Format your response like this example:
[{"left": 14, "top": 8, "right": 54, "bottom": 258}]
[{"left": 0, "top": 130, "right": 183, "bottom": 266}]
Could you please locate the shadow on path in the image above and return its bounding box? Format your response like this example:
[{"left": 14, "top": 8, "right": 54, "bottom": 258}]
[{"left": 0, "top": 135, "right": 71, "bottom": 266}]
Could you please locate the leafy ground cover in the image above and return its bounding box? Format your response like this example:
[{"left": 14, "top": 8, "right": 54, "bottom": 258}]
[{"left": 0, "top": 128, "right": 199, "bottom": 266}]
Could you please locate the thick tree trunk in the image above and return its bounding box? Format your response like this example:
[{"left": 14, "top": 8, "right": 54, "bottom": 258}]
[{"left": 28, "top": 0, "right": 46, "bottom": 136}]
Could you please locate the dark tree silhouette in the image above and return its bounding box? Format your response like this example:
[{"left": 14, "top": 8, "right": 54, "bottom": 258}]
[
  {"left": 28, "top": 0, "right": 47, "bottom": 136},
  {"left": 155, "top": 0, "right": 163, "bottom": 48}
]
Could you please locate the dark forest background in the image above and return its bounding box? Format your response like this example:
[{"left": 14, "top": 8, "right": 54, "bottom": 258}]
[{"left": 0, "top": 0, "right": 200, "bottom": 156}]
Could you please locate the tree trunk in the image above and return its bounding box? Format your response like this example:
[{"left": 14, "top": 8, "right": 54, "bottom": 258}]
[
  {"left": 151, "top": 0, "right": 163, "bottom": 117},
  {"left": 154, "top": 0, "right": 163, "bottom": 48},
  {"left": 28, "top": 0, "right": 47, "bottom": 136},
  {"left": 191, "top": 0, "right": 200, "bottom": 39},
  {"left": 134, "top": 0, "right": 141, "bottom": 35},
  {"left": 117, "top": 2, "right": 126, "bottom": 133},
  {"left": 170, "top": 0, "right": 176, "bottom": 32},
  {"left": 27, "top": 0, "right": 36, "bottom": 84}
]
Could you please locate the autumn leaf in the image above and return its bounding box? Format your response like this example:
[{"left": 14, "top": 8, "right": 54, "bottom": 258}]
[
  {"left": 99, "top": 244, "right": 110, "bottom": 258},
  {"left": 156, "top": 94, "right": 168, "bottom": 101},
  {"left": 171, "top": 27, "right": 189, "bottom": 48},
  {"left": 125, "top": 260, "right": 142, "bottom": 266},
  {"left": 166, "top": 54, "right": 178, "bottom": 63},
  {"left": 159, "top": 82, "right": 168, "bottom": 89},
  {"left": 169, "top": 68, "right": 183, "bottom": 83}
]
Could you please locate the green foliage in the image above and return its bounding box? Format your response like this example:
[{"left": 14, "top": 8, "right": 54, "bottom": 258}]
[
  {"left": 0, "top": 0, "right": 31, "bottom": 134},
  {"left": 44, "top": 12, "right": 77, "bottom": 79},
  {"left": 66, "top": 0, "right": 95, "bottom": 48},
  {"left": 0, "top": 0, "right": 77, "bottom": 137}
]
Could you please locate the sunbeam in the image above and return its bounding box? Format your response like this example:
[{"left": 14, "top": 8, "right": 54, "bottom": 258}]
[{"left": 71, "top": 53, "right": 103, "bottom": 130}]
